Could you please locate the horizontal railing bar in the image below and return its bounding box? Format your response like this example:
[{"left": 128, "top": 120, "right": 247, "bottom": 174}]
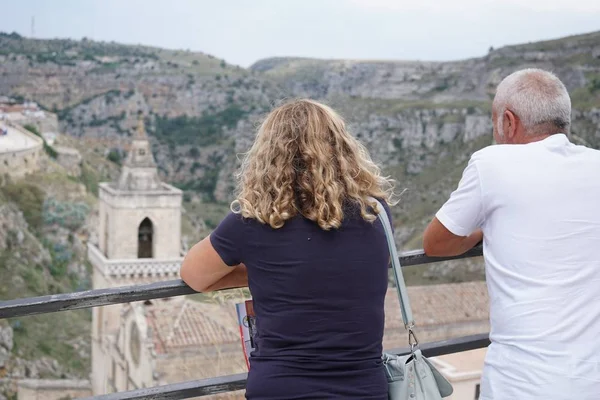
[
  {"left": 0, "top": 280, "right": 196, "bottom": 319},
  {"left": 388, "top": 332, "right": 491, "bottom": 358},
  {"left": 400, "top": 244, "right": 482, "bottom": 267},
  {"left": 80, "top": 373, "right": 249, "bottom": 400},
  {"left": 81, "top": 333, "right": 490, "bottom": 400},
  {"left": 0, "top": 245, "right": 483, "bottom": 319}
]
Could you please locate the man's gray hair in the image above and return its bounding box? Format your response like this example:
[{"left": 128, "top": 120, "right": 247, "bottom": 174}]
[{"left": 494, "top": 68, "right": 571, "bottom": 135}]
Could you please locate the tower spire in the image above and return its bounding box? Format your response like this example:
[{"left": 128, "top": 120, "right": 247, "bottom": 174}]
[
  {"left": 135, "top": 114, "right": 148, "bottom": 140},
  {"left": 115, "top": 114, "right": 161, "bottom": 191}
]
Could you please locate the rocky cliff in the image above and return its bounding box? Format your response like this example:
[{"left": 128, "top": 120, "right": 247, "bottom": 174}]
[
  {"left": 0, "top": 29, "right": 598, "bottom": 274},
  {"left": 2, "top": 31, "right": 598, "bottom": 204},
  {"left": 0, "top": 164, "right": 93, "bottom": 397}
]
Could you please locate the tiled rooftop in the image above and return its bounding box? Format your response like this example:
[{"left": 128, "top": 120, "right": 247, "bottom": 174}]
[
  {"left": 385, "top": 281, "right": 489, "bottom": 329},
  {"left": 145, "top": 281, "right": 489, "bottom": 356},
  {"left": 145, "top": 298, "right": 241, "bottom": 354},
  {"left": 143, "top": 281, "right": 489, "bottom": 398}
]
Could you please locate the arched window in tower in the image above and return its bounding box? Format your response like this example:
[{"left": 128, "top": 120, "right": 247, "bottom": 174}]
[{"left": 137, "top": 218, "right": 153, "bottom": 258}]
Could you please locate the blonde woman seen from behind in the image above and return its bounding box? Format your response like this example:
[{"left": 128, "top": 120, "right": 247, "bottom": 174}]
[{"left": 181, "top": 99, "right": 396, "bottom": 400}]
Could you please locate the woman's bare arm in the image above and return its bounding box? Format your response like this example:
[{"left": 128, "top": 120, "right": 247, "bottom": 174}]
[
  {"left": 201, "top": 264, "right": 248, "bottom": 292},
  {"left": 180, "top": 235, "right": 248, "bottom": 292}
]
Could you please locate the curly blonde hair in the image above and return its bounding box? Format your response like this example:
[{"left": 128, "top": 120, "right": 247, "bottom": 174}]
[{"left": 232, "top": 99, "right": 396, "bottom": 230}]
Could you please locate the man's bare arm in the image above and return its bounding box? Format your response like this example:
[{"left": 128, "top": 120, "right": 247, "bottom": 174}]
[{"left": 423, "top": 217, "right": 483, "bottom": 257}]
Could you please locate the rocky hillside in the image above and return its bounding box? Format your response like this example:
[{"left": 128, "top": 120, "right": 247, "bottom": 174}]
[
  {"left": 0, "top": 29, "right": 599, "bottom": 275},
  {"left": 251, "top": 31, "right": 600, "bottom": 104},
  {"left": 0, "top": 141, "right": 115, "bottom": 397}
]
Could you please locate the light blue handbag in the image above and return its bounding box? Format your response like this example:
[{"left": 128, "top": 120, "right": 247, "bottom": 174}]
[{"left": 372, "top": 198, "right": 454, "bottom": 400}]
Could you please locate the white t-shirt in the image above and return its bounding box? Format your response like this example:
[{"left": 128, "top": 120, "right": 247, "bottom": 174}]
[{"left": 436, "top": 134, "right": 600, "bottom": 400}]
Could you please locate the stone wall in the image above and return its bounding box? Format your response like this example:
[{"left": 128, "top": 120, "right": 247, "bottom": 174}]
[
  {"left": 0, "top": 145, "right": 41, "bottom": 178},
  {"left": 155, "top": 346, "right": 246, "bottom": 400},
  {"left": 0, "top": 125, "right": 43, "bottom": 179},
  {"left": 17, "top": 379, "right": 91, "bottom": 400},
  {"left": 54, "top": 146, "right": 82, "bottom": 176}
]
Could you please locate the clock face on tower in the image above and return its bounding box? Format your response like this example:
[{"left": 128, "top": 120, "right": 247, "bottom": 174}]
[{"left": 130, "top": 322, "right": 141, "bottom": 366}]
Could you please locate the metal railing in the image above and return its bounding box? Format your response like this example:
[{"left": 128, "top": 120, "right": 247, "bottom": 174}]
[{"left": 0, "top": 245, "right": 488, "bottom": 399}]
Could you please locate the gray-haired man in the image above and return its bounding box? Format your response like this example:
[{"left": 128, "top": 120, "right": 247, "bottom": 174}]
[{"left": 424, "top": 69, "right": 600, "bottom": 400}]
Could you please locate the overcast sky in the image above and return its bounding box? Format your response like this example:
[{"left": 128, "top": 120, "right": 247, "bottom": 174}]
[{"left": 3, "top": 0, "right": 600, "bottom": 67}]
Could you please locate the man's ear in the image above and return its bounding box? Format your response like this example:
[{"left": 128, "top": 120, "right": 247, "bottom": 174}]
[{"left": 504, "top": 109, "right": 517, "bottom": 141}]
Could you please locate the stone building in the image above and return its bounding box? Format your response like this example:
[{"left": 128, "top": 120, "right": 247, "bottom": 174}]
[
  {"left": 17, "top": 379, "right": 91, "bottom": 400},
  {"left": 0, "top": 100, "right": 65, "bottom": 180},
  {"left": 88, "top": 117, "right": 184, "bottom": 394},
  {"left": 0, "top": 101, "right": 59, "bottom": 135},
  {"left": 87, "top": 117, "right": 252, "bottom": 399}
]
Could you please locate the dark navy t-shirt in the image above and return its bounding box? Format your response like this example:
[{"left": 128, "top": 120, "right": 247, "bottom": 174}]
[{"left": 210, "top": 201, "right": 393, "bottom": 399}]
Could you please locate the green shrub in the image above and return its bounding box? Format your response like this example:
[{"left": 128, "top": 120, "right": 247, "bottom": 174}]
[
  {"left": 590, "top": 78, "right": 600, "bottom": 93},
  {"left": 22, "top": 267, "right": 47, "bottom": 292},
  {"left": 23, "top": 124, "right": 39, "bottom": 135},
  {"left": 1, "top": 183, "right": 45, "bottom": 231},
  {"left": 175, "top": 167, "right": 220, "bottom": 201},
  {"left": 188, "top": 147, "right": 200, "bottom": 158},
  {"left": 79, "top": 162, "right": 99, "bottom": 195},
  {"left": 393, "top": 138, "right": 404, "bottom": 150},
  {"left": 43, "top": 197, "right": 90, "bottom": 230},
  {"left": 106, "top": 149, "right": 123, "bottom": 165},
  {"left": 23, "top": 124, "right": 58, "bottom": 158},
  {"left": 152, "top": 106, "right": 248, "bottom": 147}
]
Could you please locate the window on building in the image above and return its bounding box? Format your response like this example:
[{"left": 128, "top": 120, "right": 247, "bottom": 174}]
[
  {"left": 137, "top": 217, "right": 153, "bottom": 258},
  {"left": 474, "top": 383, "right": 481, "bottom": 399}
]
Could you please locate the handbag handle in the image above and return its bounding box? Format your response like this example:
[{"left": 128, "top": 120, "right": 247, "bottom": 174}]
[{"left": 370, "top": 198, "right": 419, "bottom": 348}]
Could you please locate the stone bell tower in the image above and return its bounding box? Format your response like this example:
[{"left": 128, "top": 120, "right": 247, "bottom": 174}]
[
  {"left": 97, "top": 116, "right": 182, "bottom": 261},
  {"left": 88, "top": 115, "right": 183, "bottom": 395}
]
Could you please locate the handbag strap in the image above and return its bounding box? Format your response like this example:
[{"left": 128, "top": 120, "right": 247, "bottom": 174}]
[{"left": 370, "top": 198, "right": 419, "bottom": 347}]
